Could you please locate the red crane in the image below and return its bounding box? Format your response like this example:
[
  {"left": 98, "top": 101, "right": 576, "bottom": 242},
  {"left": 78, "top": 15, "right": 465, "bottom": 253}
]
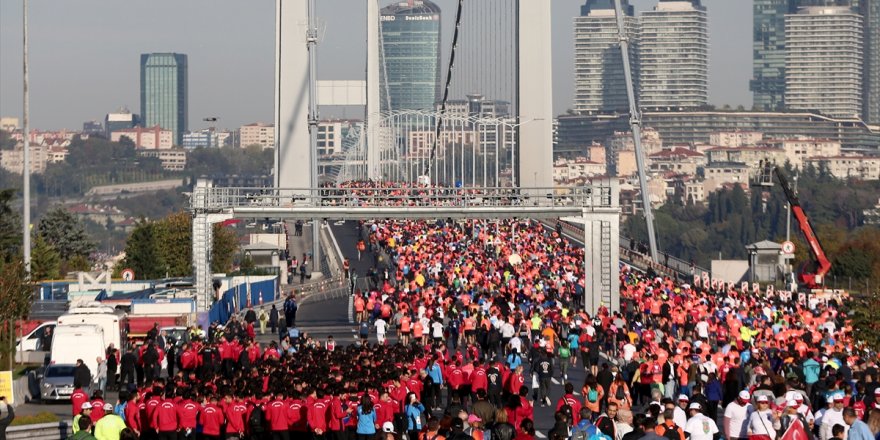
[{"left": 761, "top": 164, "right": 831, "bottom": 289}]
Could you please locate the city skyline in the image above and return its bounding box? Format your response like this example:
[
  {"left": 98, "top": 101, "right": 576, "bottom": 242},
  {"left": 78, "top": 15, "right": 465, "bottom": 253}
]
[{"left": 0, "top": 0, "right": 751, "bottom": 131}]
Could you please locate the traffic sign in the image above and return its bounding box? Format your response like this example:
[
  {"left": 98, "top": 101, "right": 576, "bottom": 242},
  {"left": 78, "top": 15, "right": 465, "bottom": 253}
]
[
  {"left": 121, "top": 268, "right": 135, "bottom": 281},
  {"left": 782, "top": 241, "right": 795, "bottom": 255}
]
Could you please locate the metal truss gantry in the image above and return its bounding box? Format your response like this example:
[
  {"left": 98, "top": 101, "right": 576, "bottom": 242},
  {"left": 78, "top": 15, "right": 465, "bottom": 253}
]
[{"left": 190, "top": 179, "right": 621, "bottom": 314}]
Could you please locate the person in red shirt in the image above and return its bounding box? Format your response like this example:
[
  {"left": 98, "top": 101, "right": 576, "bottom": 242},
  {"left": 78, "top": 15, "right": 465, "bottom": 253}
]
[
  {"left": 152, "top": 392, "right": 179, "bottom": 440},
  {"left": 126, "top": 393, "right": 143, "bottom": 436},
  {"left": 288, "top": 392, "right": 308, "bottom": 438},
  {"left": 264, "top": 391, "right": 291, "bottom": 440},
  {"left": 70, "top": 386, "right": 89, "bottom": 417},
  {"left": 199, "top": 395, "right": 226, "bottom": 440},
  {"left": 306, "top": 389, "right": 330, "bottom": 439},
  {"left": 328, "top": 392, "right": 351, "bottom": 438},
  {"left": 556, "top": 383, "right": 582, "bottom": 424},
  {"left": 224, "top": 394, "right": 249, "bottom": 439},
  {"left": 176, "top": 393, "right": 199, "bottom": 439}
]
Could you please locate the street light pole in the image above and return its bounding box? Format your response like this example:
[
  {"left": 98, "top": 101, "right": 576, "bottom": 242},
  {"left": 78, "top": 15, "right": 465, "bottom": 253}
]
[{"left": 22, "top": 0, "right": 31, "bottom": 273}]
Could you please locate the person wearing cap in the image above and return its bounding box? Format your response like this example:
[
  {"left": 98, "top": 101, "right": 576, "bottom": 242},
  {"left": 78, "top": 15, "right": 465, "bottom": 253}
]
[
  {"left": 381, "top": 421, "right": 399, "bottom": 440},
  {"left": 73, "top": 402, "right": 94, "bottom": 435},
  {"left": 466, "top": 414, "right": 486, "bottom": 440},
  {"left": 747, "top": 395, "right": 780, "bottom": 440},
  {"left": 94, "top": 403, "right": 126, "bottom": 440},
  {"left": 684, "top": 402, "right": 718, "bottom": 440},
  {"left": 820, "top": 394, "right": 848, "bottom": 440},
  {"left": 779, "top": 400, "right": 811, "bottom": 438},
  {"left": 723, "top": 390, "right": 754, "bottom": 440},
  {"left": 71, "top": 416, "right": 98, "bottom": 440},
  {"left": 672, "top": 395, "right": 689, "bottom": 430}
]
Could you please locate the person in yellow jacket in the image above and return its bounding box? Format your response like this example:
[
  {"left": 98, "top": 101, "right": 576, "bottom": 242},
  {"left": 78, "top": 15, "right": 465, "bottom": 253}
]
[{"left": 93, "top": 403, "right": 126, "bottom": 440}]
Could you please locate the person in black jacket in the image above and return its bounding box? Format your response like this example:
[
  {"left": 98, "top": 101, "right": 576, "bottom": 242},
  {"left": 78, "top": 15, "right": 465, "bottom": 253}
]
[
  {"left": 105, "top": 346, "right": 118, "bottom": 392},
  {"left": 119, "top": 350, "right": 136, "bottom": 390},
  {"left": 269, "top": 305, "right": 279, "bottom": 333},
  {"left": 0, "top": 397, "right": 14, "bottom": 440},
  {"left": 74, "top": 359, "right": 92, "bottom": 393}
]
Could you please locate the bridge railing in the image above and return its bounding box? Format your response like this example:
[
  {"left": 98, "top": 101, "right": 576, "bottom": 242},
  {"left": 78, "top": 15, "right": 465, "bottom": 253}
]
[{"left": 191, "top": 185, "right": 618, "bottom": 211}]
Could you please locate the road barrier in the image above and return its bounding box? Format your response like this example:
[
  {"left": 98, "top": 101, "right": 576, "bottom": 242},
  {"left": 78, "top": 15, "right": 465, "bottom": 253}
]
[{"left": 5, "top": 421, "right": 71, "bottom": 440}]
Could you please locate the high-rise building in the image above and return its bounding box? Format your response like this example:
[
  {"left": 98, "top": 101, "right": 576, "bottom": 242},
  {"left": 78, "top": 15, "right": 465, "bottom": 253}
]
[
  {"left": 785, "top": 6, "right": 863, "bottom": 118},
  {"left": 379, "top": 0, "right": 442, "bottom": 111},
  {"left": 751, "top": 0, "right": 797, "bottom": 111},
  {"left": 573, "top": 0, "right": 638, "bottom": 114},
  {"left": 105, "top": 109, "right": 139, "bottom": 138},
  {"left": 140, "top": 53, "right": 188, "bottom": 145},
  {"left": 859, "top": 0, "right": 880, "bottom": 123},
  {"left": 638, "top": 0, "right": 709, "bottom": 110}
]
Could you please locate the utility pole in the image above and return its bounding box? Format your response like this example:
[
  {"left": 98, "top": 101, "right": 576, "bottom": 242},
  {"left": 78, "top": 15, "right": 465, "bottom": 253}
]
[
  {"left": 307, "top": 0, "right": 321, "bottom": 274},
  {"left": 613, "top": 0, "right": 658, "bottom": 261},
  {"left": 22, "top": 0, "right": 31, "bottom": 272}
]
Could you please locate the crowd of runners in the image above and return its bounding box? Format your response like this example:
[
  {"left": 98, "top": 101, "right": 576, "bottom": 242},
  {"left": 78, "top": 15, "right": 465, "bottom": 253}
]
[{"left": 64, "top": 186, "right": 880, "bottom": 440}]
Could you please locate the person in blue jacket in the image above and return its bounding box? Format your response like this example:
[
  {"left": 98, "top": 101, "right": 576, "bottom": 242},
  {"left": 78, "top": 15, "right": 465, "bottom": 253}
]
[
  {"left": 356, "top": 395, "right": 378, "bottom": 440},
  {"left": 404, "top": 392, "right": 426, "bottom": 440}
]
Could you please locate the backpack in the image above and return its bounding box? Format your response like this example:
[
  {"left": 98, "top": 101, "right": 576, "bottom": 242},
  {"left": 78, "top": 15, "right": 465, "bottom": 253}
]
[
  {"left": 570, "top": 425, "right": 590, "bottom": 440},
  {"left": 614, "top": 384, "right": 626, "bottom": 401},
  {"left": 249, "top": 405, "right": 265, "bottom": 433},
  {"left": 588, "top": 387, "right": 599, "bottom": 403}
]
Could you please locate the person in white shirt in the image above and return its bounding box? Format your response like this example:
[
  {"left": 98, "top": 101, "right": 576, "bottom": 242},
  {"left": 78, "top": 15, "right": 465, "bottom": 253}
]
[
  {"left": 820, "top": 394, "right": 847, "bottom": 440},
  {"left": 748, "top": 395, "right": 780, "bottom": 440},
  {"left": 622, "top": 343, "right": 637, "bottom": 362},
  {"left": 686, "top": 403, "right": 719, "bottom": 440},
  {"left": 724, "top": 390, "right": 755, "bottom": 440},
  {"left": 695, "top": 320, "right": 710, "bottom": 339},
  {"left": 430, "top": 320, "right": 444, "bottom": 342},
  {"left": 375, "top": 318, "right": 388, "bottom": 344},
  {"left": 673, "top": 395, "right": 689, "bottom": 430}
]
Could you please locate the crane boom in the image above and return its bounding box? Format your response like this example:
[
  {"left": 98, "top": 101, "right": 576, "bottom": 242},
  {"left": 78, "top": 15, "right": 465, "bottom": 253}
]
[
  {"left": 613, "top": 0, "right": 658, "bottom": 262},
  {"left": 773, "top": 166, "right": 831, "bottom": 288}
]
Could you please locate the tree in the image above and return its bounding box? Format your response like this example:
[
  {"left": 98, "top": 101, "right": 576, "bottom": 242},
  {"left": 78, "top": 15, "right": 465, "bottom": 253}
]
[
  {"left": 30, "top": 235, "right": 61, "bottom": 281},
  {"left": 156, "top": 212, "right": 192, "bottom": 277},
  {"left": 0, "top": 189, "right": 21, "bottom": 263},
  {"left": 212, "top": 224, "right": 237, "bottom": 273},
  {"left": 849, "top": 290, "right": 880, "bottom": 353},
  {"left": 0, "top": 259, "right": 33, "bottom": 369},
  {"left": 38, "top": 208, "right": 96, "bottom": 262},
  {"left": 122, "top": 219, "right": 165, "bottom": 280}
]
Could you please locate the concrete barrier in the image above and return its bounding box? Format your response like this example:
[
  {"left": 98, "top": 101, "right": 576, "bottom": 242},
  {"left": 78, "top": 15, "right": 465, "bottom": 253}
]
[{"left": 6, "top": 421, "right": 71, "bottom": 440}]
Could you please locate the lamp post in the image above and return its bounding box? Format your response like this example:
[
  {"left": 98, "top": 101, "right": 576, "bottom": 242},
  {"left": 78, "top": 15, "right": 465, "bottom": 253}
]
[{"left": 22, "top": 0, "right": 31, "bottom": 272}]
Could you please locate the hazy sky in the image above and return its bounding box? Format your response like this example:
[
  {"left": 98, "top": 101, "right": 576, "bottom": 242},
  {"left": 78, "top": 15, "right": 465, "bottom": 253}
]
[{"left": 0, "top": 0, "right": 752, "bottom": 132}]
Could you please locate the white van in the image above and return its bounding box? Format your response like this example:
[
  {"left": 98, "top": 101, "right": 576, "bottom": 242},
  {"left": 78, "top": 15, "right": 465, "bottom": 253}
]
[
  {"left": 16, "top": 321, "right": 56, "bottom": 352},
  {"left": 57, "top": 307, "right": 124, "bottom": 352},
  {"left": 50, "top": 324, "right": 105, "bottom": 382}
]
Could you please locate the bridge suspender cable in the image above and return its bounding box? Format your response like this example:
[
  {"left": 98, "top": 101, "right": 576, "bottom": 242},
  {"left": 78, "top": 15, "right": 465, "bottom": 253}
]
[{"left": 425, "top": 0, "right": 465, "bottom": 178}]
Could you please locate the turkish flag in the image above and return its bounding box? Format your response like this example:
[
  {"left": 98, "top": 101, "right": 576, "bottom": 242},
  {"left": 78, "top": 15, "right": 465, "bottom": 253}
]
[{"left": 780, "top": 418, "right": 808, "bottom": 440}]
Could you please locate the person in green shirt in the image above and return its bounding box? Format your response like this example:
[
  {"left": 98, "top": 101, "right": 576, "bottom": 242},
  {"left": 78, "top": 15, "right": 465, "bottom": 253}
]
[
  {"left": 71, "top": 415, "right": 97, "bottom": 440},
  {"left": 72, "top": 402, "right": 93, "bottom": 434},
  {"left": 94, "top": 403, "right": 126, "bottom": 440}
]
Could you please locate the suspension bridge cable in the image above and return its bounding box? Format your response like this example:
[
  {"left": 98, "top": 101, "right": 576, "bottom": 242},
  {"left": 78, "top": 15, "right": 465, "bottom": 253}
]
[{"left": 424, "top": 0, "right": 465, "bottom": 178}]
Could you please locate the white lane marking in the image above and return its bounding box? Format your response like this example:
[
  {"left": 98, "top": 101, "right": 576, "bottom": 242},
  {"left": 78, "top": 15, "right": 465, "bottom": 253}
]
[{"left": 536, "top": 432, "right": 547, "bottom": 439}]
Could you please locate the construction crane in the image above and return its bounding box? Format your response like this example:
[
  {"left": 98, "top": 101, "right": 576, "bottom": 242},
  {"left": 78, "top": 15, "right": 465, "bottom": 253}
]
[
  {"left": 613, "top": 0, "right": 658, "bottom": 262},
  {"left": 758, "top": 162, "right": 832, "bottom": 290}
]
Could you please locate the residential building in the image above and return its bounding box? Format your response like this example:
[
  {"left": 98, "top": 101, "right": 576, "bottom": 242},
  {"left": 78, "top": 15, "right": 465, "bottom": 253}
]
[
  {"left": 574, "top": 0, "right": 638, "bottom": 114},
  {"left": 613, "top": 149, "right": 637, "bottom": 177},
  {"left": 239, "top": 123, "right": 275, "bottom": 149},
  {"left": 705, "top": 146, "right": 786, "bottom": 170},
  {"left": 0, "top": 117, "right": 19, "bottom": 132},
  {"left": 82, "top": 121, "right": 104, "bottom": 136},
  {"left": 861, "top": 0, "right": 880, "bottom": 124},
  {"left": 182, "top": 128, "right": 229, "bottom": 149},
  {"left": 105, "top": 110, "right": 139, "bottom": 137},
  {"left": 553, "top": 157, "right": 607, "bottom": 184},
  {"left": 638, "top": 0, "right": 709, "bottom": 110},
  {"left": 764, "top": 137, "right": 842, "bottom": 168},
  {"left": 785, "top": 6, "right": 863, "bottom": 118},
  {"left": 380, "top": 0, "right": 442, "bottom": 111},
  {"left": 751, "top": 0, "right": 797, "bottom": 111},
  {"left": 647, "top": 147, "right": 706, "bottom": 175},
  {"left": 709, "top": 131, "right": 764, "bottom": 147},
  {"left": 702, "top": 162, "right": 751, "bottom": 193},
  {"left": 318, "top": 120, "right": 361, "bottom": 157},
  {"left": 140, "top": 53, "right": 188, "bottom": 145},
  {"left": 586, "top": 143, "right": 606, "bottom": 165},
  {"left": 803, "top": 155, "right": 880, "bottom": 180},
  {"left": 137, "top": 149, "right": 187, "bottom": 171},
  {"left": 48, "top": 147, "right": 68, "bottom": 164},
  {"left": 111, "top": 126, "right": 174, "bottom": 149},
  {"left": 608, "top": 127, "right": 663, "bottom": 155},
  {"left": 673, "top": 175, "right": 706, "bottom": 204},
  {"left": 0, "top": 145, "right": 49, "bottom": 174}
]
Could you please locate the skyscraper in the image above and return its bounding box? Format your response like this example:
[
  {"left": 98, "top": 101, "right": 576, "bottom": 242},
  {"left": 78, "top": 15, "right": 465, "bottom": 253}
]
[
  {"left": 638, "top": 0, "right": 709, "bottom": 110},
  {"left": 859, "top": 0, "right": 880, "bottom": 123},
  {"left": 751, "top": 0, "right": 797, "bottom": 111},
  {"left": 379, "top": 0, "right": 442, "bottom": 112},
  {"left": 573, "top": 0, "right": 638, "bottom": 115},
  {"left": 140, "top": 53, "right": 188, "bottom": 145},
  {"left": 785, "top": 6, "right": 863, "bottom": 118}
]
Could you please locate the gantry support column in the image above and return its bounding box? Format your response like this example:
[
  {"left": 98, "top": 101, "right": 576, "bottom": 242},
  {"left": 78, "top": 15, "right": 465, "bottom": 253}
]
[{"left": 517, "top": 1, "right": 554, "bottom": 188}]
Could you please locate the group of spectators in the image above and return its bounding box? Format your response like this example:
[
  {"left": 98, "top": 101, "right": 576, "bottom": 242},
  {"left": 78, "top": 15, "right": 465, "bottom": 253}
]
[{"left": 63, "top": 180, "right": 879, "bottom": 440}]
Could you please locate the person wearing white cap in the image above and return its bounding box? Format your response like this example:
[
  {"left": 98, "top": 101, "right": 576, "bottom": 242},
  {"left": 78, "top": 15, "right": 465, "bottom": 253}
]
[
  {"left": 820, "top": 393, "right": 847, "bottom": 440},
  {"left": 673, "top": 395, "right": 689, "bottom": 430},
  {"left": 685, "top": 402, "right": 718, "bottom": 440},
  {"left": 380, "top": 421, "right": 397, "bottom": 440},
  {"left": 72, "top": 402, "right": 93, "bottom": 435},
  {"left": 747, "top": 394, "right": 780, "bottom": 440},
  {"left": 94, "top": 403, "right": 125, "bottom": 440},
  {"left": 780, "top": 399, "right": 810, "bottom": 435},
  {"left": 723, "top": 390, "right": 754, "bottom": 440}
]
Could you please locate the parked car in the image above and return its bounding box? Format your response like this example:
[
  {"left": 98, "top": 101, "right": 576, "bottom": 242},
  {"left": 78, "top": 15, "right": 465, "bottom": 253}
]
[{"left": 37, "top": 363, "right": 77, "bottom": 401}]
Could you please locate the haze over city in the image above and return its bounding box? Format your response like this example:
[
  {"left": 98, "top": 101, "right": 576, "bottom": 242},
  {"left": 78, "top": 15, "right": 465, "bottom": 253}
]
[{"left": 0, "top": 0, "right": 751, "bottom": 131}]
